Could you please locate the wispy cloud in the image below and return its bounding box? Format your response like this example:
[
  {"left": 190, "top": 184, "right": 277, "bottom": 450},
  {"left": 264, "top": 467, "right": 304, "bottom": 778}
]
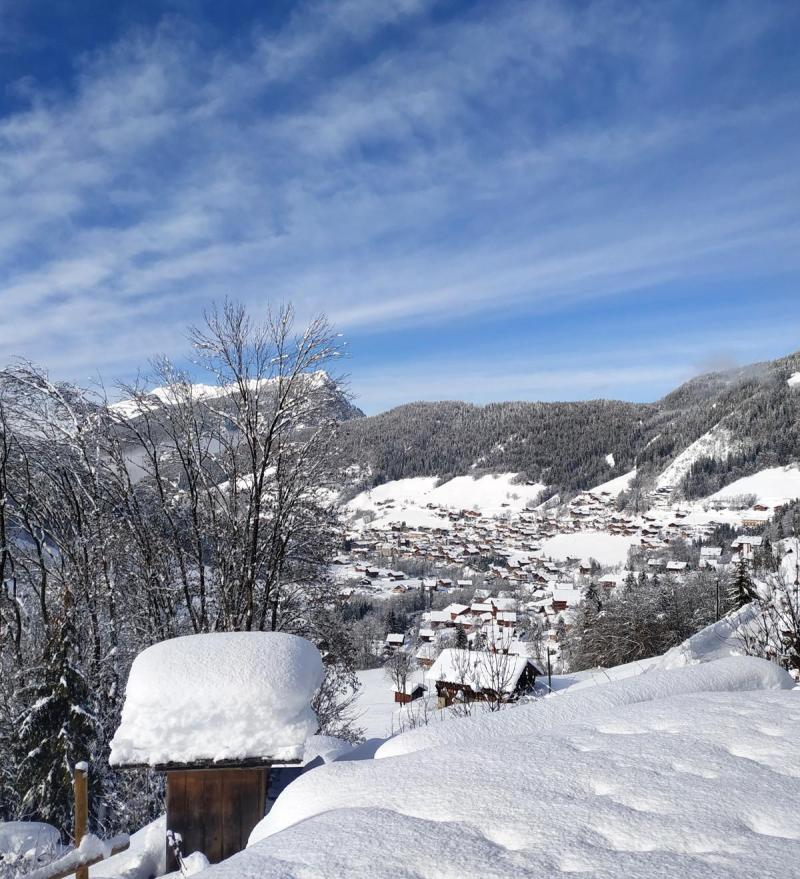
[{"left": 0, "top": 0, "right": 797, "bottom": 394}]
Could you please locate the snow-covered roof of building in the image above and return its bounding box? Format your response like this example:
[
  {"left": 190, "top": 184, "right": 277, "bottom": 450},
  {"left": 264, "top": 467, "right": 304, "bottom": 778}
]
[
  {"left": 732, "top": 536, "right": 763, "bottom": 547},
  {"left": 428, "top": 648, "right": 536, "bottom": 694},
  {"left": 442, "top": 603, "right": 469, "bottom": 616},
  {"left": 110, "top": 632, "right": 324, "bottom": 768}
]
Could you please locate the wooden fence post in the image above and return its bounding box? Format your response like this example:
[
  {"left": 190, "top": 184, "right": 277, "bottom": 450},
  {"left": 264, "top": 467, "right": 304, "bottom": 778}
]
[{"left": 74, "top": 761, "right": 89, "bottom": 879}]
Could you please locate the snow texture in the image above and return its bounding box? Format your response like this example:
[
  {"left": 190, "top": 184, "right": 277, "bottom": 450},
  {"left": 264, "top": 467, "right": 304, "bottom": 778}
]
[
  {"left": 708, "top": 464, "right": 800, "bottom": 506},
  {"left": 110, "top": 632, "right": 324, "bottom": 767},
  {"left": 656, "top": 424, "right": 737, "bottom": 490},
  {"left": 88, "top": 817, "right": 165, "bottom": 879},
  {"left": 540, "top": 531, "right": 638, "bottom": 566},
  {"left": 375, "top": 656, "right": 792, "bottom": 759},
  {"left": 0, "top": 822, "right": 60, "bottom": 862},
  {"left": 655, "top": 604, "right": 760, "bottom": 670},
  {"left": 590, "top": 468, "right": 637, "bottom": 497},
  {"left": 199, "top": 658, "right": 800, "bottom": 879},
  {"left": 25, "top": 834, "right": 128, "bottom": 879},
  {"left": 787, "top": 371, "right": 800, "bottom": 387},
  {"left": 346, "top": 473, "right": 546, "bottom": 530}
]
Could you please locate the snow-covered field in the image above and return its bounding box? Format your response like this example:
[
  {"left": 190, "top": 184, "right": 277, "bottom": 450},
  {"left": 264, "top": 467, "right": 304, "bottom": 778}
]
[
  {"left": 589, "top": 468, "right": 637, "bottom": 497},
  {"left": 354, "top": 669, "right": 404, "bottom": 739},
  {"left": 345, "top": 473, "right": 546, "bottom": 529},
  {"left": 709, "top": 464, "right": 800, "bottom": 506},
  {"left": 202, "top": 656, "right": 799, "bottom": 879},
  {"left": 540, "top": 531, "right": 638, "bottom": 566}
]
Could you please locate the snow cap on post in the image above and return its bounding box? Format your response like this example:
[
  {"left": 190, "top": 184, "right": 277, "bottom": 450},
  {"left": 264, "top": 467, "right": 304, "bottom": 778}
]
[{"left": 110, "top": 632, "right": 324, "bottom": 768}]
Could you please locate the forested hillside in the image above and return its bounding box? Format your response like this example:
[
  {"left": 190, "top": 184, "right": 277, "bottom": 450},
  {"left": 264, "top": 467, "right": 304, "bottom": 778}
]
[{"left": 341, "top": 350, "right": 800, "bottom": 500}]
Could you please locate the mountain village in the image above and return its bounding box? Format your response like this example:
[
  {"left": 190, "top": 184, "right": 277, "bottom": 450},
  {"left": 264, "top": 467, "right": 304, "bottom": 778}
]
[{"left": 333, "top": 467, "right": 799, "bottom": 712}]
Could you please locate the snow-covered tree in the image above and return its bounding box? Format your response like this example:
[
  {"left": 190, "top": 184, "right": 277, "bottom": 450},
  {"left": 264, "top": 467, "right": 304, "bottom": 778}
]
[
  {"left": 13, "top": 591, "right": 100, "bottom": 831},
  {"left": 729, "top": 559, "right": 756, "bottom": 610}
]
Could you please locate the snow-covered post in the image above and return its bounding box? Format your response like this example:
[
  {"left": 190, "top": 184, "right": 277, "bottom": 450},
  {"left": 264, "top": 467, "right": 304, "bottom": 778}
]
[
  {"left": 73, "top": 762, "right": 88, "bottom": 879},
  {"left": 109, "top": 632, "right": 324, "bottom": 869}
]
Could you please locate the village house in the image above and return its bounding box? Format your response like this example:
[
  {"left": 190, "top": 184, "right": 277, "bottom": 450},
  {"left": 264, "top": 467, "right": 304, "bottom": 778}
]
[{"left": 429, "top": 648, "right": 543, "bottom": 707}]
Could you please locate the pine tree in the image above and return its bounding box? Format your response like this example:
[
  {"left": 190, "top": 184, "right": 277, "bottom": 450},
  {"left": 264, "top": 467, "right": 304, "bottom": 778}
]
[
  {"left": 13, "top": 591, "right": 100, "bottom": 832},
  {"left": 585, "top": 581, "right": 602, "bottom": 612},
  {"left": 761, "top": 536, "right": 777, "bottom": 572},
  {"left": 454, "top": 623, "right": 468, "bottom": 650},
  {"left": 728, "top": 559, "right": 756, "bottom": 610}
]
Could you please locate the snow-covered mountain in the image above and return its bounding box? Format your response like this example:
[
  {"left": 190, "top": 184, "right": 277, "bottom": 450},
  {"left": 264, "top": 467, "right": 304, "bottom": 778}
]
[
  {"left": 111, "top": 370, "right": 364, "bottom": 424},
  {"left": 338, "top": 348, "right": 800, "bottom": 503}
]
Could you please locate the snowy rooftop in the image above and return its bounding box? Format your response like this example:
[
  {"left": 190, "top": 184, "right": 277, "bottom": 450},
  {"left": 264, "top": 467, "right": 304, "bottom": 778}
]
[
  {"left": 428, "top": 648, "right": 537, "bottom": 694},
  {"left": 110, "top": 632, "right": 324, "bottom": 768}
]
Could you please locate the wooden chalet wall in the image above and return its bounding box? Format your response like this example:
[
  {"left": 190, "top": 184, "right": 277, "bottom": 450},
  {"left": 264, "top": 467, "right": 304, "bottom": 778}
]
[{"left": 166, "top": 767, "right": 268, "bottom": 868}]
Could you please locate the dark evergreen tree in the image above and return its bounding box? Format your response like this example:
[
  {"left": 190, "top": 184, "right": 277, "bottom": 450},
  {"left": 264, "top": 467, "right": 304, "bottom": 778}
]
[
  {"left": 13, "top": 591, "right": 100, "bottom": 833},
  {"left": 585, "top": 581, "right": 602, "bottom": 612},
  {"left": 454, "top": 623, "right": 468, "bottom": 650},
  {"left": 728, "top": 559, "right": 756, "bottom": 610}
]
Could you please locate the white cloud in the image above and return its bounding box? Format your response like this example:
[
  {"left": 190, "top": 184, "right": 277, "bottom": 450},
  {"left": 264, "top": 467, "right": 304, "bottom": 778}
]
[{"left": 0, "top": 0, "right": 796, "bottom": 387}]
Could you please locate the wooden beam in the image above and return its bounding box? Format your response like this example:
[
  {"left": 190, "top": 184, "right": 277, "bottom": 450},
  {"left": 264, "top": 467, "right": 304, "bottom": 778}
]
[
  {"left": 25, "top": 837, "right": 130, "bottom": 879},
  {"left": 73, "top": 762, "right": 88, "bottom": 879}
]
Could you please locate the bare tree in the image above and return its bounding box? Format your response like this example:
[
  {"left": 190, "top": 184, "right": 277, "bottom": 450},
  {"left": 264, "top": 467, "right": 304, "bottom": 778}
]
[
  {"left": 740, "top": 571, "right": 800, "bottom": 676},
  {"left": 384, "top": 650, "right": 413, "bottom": 695}
]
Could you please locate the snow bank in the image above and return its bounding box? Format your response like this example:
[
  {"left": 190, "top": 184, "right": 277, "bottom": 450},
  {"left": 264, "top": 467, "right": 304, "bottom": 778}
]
[
  {"left": 110, "top": 632, "right": 324, "bottom": 767},
  {"left": 375, "top": 656, "right": 792, "bottom": 758},
  {"left": 0, "top": 822, "right": 61, "bottom": 863},
  {"left": 88, "top": 816, "right": 165, "bottom": 879},
  {"left": 788, "top": 371, "right": 800, "bottom": 387},
  {"left": 201, "top": 685, "right": 800, "bottom": 879},
  {"left": 655, "top": 603, "right": 759, "bottom": 670},
  {"left": 541, "top": 530, "right": 637, "bottom": 566},
  {"left": 303, "top": 735, "right": 355, "bottom": 765}
]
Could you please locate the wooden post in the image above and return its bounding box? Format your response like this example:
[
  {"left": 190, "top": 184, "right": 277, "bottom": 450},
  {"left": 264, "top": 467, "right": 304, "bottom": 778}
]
[{"left": 73, "top": 762, "right": 89, "bottom": 879}]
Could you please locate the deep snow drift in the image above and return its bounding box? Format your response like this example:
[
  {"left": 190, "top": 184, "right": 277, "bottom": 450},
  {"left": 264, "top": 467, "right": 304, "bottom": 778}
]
[
  {"left": 375, "top": 655, "right": 791, "bottom": 758},
  {"left": 199, "top": 656, "right": 799, "bottom": 879},
  {"left": 110, "top": 632, "right": 324, "bottom": 767}
]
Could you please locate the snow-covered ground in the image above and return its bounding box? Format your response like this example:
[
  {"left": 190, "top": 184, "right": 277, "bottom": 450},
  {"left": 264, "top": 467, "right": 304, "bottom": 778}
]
[
  {"left": 345, "top": 473, "right": 546, "bottom": 530},
  {"left": 540, "top": 531, "right": 638, "bottom": 566},
  {"left": 354, "top": 668, "right": 405, "bottom": 739},
  {"left": 200, "top": 656, "right": 799, "bottom": 879},
  {"left": 656, "top": 424, "right": 738, "bottom": 490},
  {"left": 708, "top": 464, "right": 800, "bottom": 506},
  {"left": 787, "top": 371, "right": 800, "bottom": 387},
  {"left": 589, "top": 468, "right": 637, "bottom": 497}
]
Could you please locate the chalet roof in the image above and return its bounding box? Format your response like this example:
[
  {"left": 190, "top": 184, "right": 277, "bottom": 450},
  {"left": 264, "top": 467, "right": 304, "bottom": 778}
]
[{"left": 429, "top": 648, "right": 540, "bottom": 693}]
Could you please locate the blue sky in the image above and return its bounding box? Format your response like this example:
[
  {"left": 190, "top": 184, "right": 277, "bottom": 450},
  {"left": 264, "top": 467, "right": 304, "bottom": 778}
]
[{"left": 1, "top": 0, "right": 799, "bottom": 414}]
